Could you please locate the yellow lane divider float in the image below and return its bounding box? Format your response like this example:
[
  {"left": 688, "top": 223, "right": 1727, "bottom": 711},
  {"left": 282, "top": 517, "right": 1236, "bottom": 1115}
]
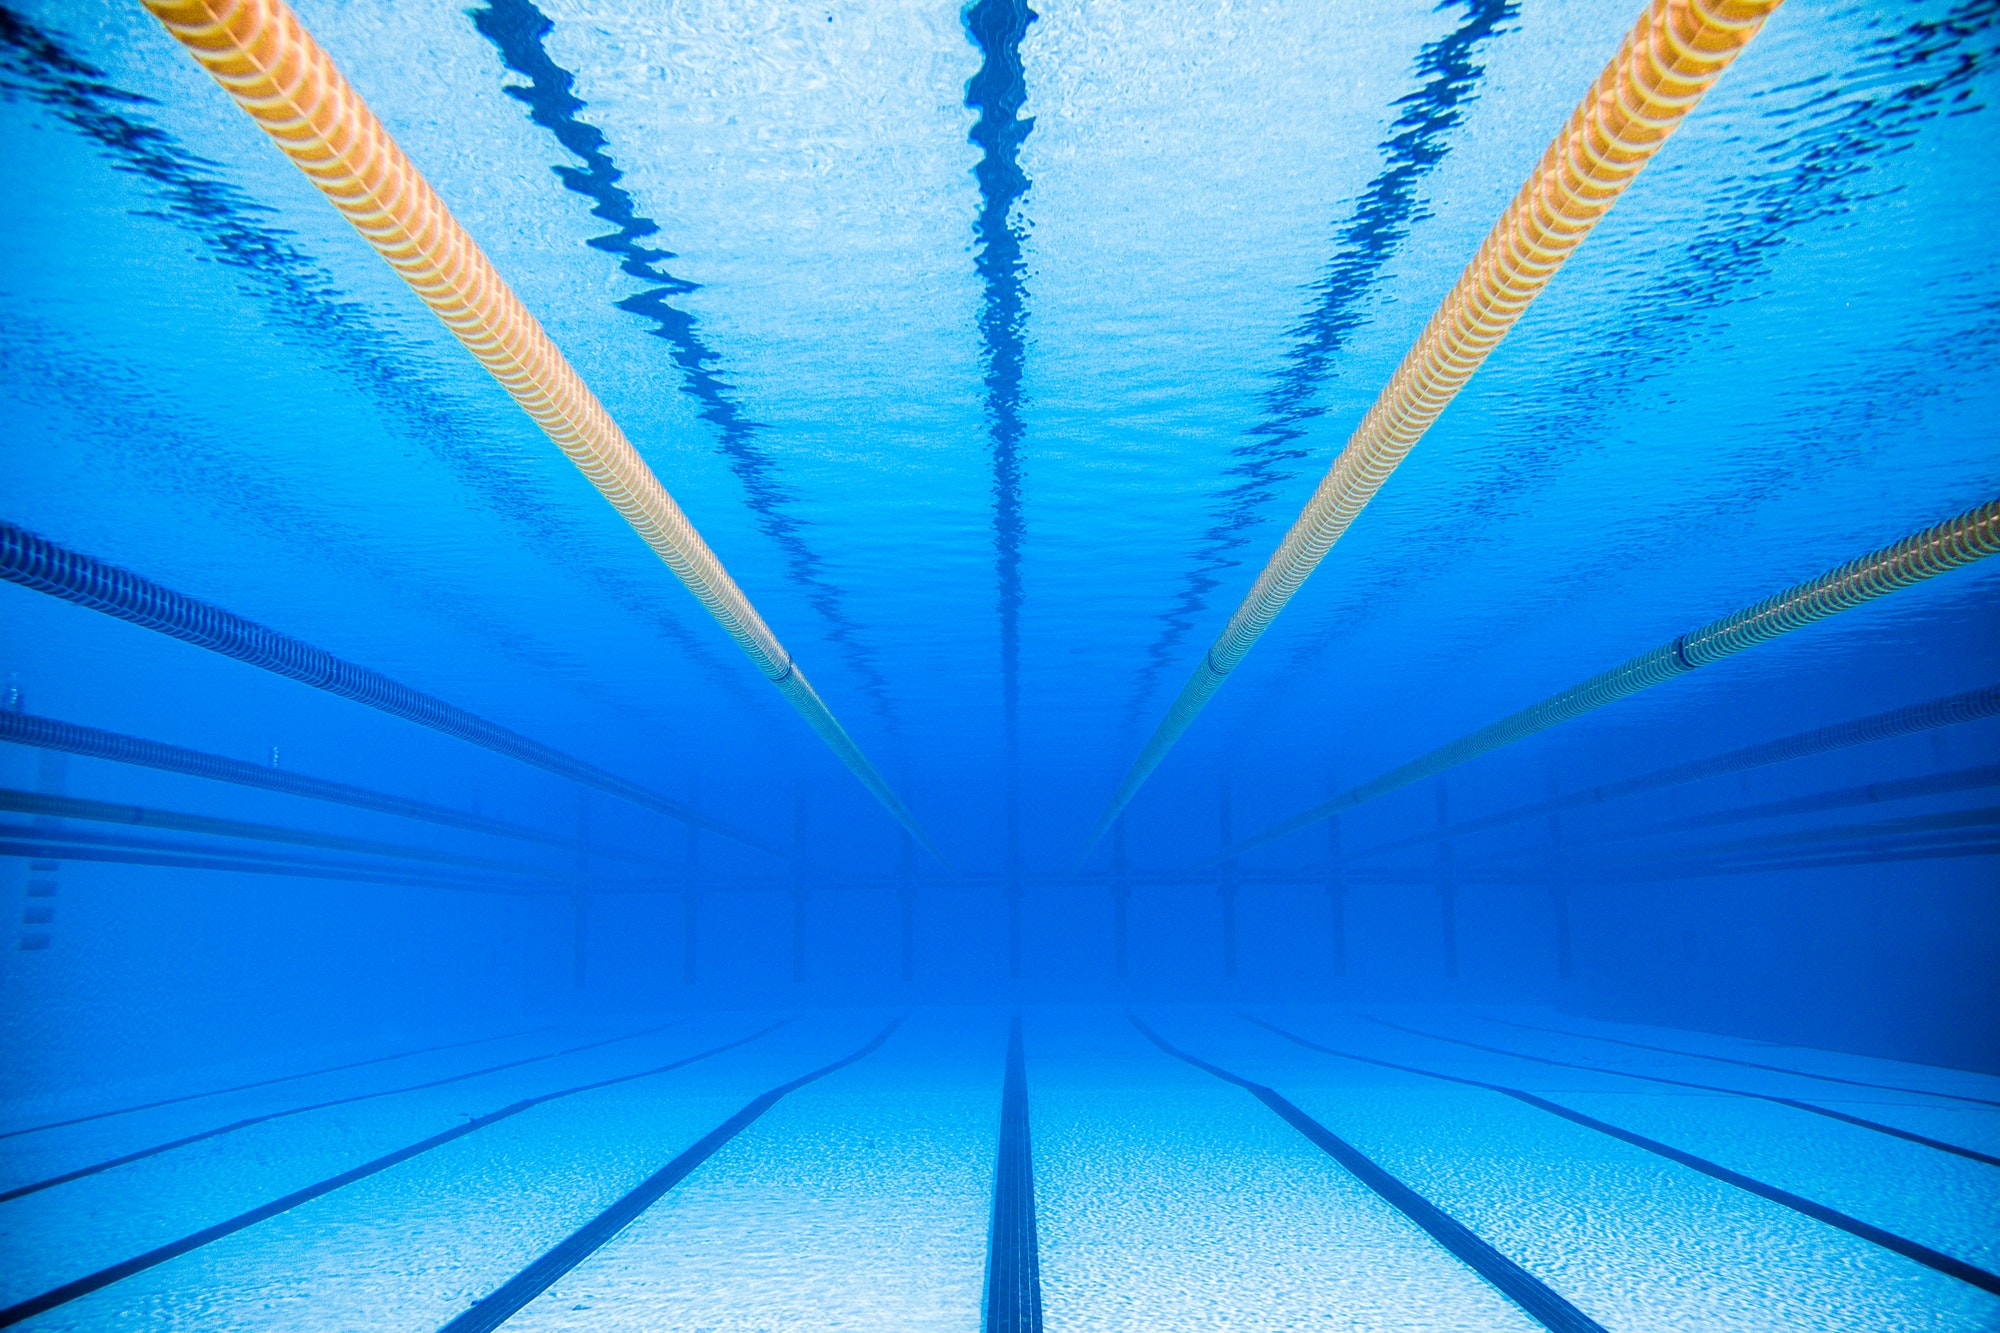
[
  {"left": 141, "top": 0, "right": 943, "bottom": 863},
  {"left": 1200, "top": 499, "right": 2000, "bottom": 867},
  {"left": 1078, "top": 0, "right": 1786, "bottom": 866}
]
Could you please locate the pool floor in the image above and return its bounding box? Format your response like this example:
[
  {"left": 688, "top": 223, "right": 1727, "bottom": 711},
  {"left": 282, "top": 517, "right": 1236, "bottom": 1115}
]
[{"left": 2, "top": 1006, "right": 1996, "bottom": 1331}]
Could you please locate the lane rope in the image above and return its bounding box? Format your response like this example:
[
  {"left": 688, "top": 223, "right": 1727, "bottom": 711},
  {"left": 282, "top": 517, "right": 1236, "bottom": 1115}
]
[
  {"left": 1081, "top": 0, "right": 1788, "bottom": 862},
  {"left": 134, "top": 0, "right": 941, "bottom": 861},
  {"left": 1205, "top": 502, "right": 2000, "bottom": 867},
  {"left": 0, "top": 523, "right": 781, "bottom": 856}
]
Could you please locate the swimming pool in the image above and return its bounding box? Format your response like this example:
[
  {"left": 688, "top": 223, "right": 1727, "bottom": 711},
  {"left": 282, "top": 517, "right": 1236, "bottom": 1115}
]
[{"left": 1, "top": 0, "right": 1995, "bottom": 1327}]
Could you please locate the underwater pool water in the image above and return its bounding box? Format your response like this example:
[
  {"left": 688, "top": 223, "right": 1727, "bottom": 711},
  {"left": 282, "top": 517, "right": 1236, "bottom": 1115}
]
[{"left": 0, "top": 0, "right": 1995, "bottom": 1328}]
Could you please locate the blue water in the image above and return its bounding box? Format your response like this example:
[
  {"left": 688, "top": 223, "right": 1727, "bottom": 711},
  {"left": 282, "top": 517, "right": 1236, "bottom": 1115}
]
[{"left": 1, "top": 0, "right": 1996, "bottom": 1327}]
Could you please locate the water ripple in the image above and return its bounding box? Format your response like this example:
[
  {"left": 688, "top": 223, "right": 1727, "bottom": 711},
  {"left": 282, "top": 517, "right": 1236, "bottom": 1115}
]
[
  {"left": 963, "top": 0, "right": 1038, "bottom": 870},
  {"left": 1118, "top": 0, "right": 1518, "bottom": 731},
  {"left": 1261, "top": 0, "right": 2000, "bottom": 690},
  {"left": 469, "top": 0, "right": 900, "bottom": 735},
  {"left": 0, "top": 4, "right": 767, "bottom": 715}
]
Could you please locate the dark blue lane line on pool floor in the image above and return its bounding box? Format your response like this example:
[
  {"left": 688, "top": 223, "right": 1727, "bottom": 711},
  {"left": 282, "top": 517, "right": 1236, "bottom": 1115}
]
[
  {"left": 1360, "top": 1015, "right": 2000, "bottom": 1169},
  {"left": 0, "top": 1019, "right": 687, "bottom": 1203},
  {"left": 436, "top": 1017, "right": 904, "bottom": 1333},
  {"left": 1245, "top": 1014, "right": 2000, "bottom": 1299},
  {"left": 1129, "top": 1015, "right": 1608, "bottom": 1333},
  {"left": 0, "top": 1023, "right": 789, "bottom": 1329},
  {"left": 984, "top": 1016, "right": 1043, "bottom": 1333},
  {"left": 0, "top": 1023, "right": 548, "bottom": 1141},
  {"left": 1477, "top": 1014, "right": 2000, "bottom": 1110}
]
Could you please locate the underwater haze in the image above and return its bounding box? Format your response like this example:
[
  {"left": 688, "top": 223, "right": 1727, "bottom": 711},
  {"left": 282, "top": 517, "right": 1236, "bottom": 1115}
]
[{"left": 1, "top": 0, "right": 1997, "bottom": 1328}]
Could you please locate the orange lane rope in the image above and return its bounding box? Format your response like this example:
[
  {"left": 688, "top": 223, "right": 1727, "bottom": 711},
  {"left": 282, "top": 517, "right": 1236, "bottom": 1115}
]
[
  {"left": 142, "top": 0, "right": 942, "bottom": 863},
  {"left": 1079, "top": 0, "right": 1786, "bottom": 866}
]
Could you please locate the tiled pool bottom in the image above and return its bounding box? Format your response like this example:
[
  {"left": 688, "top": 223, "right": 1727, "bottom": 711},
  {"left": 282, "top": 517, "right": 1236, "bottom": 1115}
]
[{"left": 2, "top": 1007, "right": 1996, "bottom": 1332}]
